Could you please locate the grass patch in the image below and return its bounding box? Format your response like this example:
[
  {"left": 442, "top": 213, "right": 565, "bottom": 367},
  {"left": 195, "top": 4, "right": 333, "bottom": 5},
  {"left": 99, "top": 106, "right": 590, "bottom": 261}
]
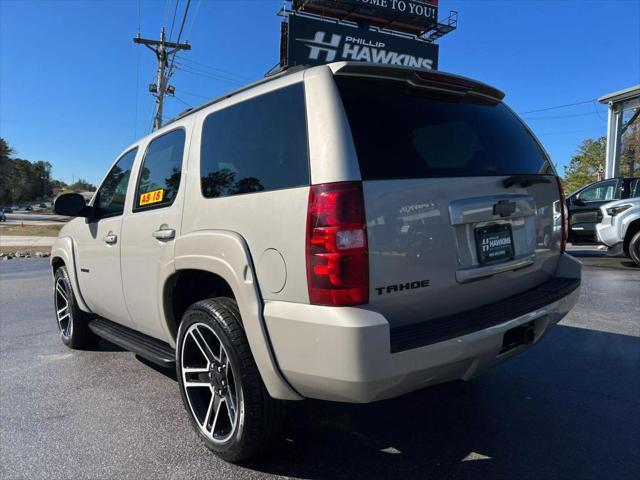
[
  {"left": 0, "top": 246, "right": 51, "bottom": 255},
  {"left": 0, "top": 224, "right": 64, "bottom": 236}
]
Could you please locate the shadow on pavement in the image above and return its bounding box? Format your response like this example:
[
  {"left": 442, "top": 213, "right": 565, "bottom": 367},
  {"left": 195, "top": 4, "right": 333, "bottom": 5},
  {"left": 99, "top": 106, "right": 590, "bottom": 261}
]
[
  {"left": 246, "top": 325, "right": 640, "bottom": 480},
  {"left": 82, "top": 337, "right": 126, "bottom": 353},
  {"left": 136, "top": 354, "right": 178, "bottom": 381},
  {"left": 567, "top": 249, "right": 638, "bottom": 270}
]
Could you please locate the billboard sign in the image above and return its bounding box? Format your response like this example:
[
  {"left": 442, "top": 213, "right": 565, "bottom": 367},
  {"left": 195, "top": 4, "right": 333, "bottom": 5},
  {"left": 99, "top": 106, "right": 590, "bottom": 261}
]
[
  {"left": 292, "top": 0, "right": 439, "bottom": 34},
  {"left": 286, "top": 15, "right": 439, "bottom": 71}
]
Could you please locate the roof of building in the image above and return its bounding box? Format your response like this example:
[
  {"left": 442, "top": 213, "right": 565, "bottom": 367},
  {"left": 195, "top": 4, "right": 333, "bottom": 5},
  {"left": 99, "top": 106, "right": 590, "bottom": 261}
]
[{"left": 598, "top": 85, "right": 640, "bottom": 104}]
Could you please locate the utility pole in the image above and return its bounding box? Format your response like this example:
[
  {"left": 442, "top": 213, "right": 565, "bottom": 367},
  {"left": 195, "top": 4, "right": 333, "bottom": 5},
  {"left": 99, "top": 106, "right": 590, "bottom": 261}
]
[{"left": 134, "top": 27, "right": 191, "bottom": 130}]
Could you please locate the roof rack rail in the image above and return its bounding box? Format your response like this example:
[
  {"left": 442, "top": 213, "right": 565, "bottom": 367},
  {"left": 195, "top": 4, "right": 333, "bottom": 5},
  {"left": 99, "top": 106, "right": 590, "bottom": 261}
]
[
  {"left": 265, "top": 63, "right": 309, "bottom": 78},
  {"left": 163, "top": 65, "right": 309, "bottom": 127}
]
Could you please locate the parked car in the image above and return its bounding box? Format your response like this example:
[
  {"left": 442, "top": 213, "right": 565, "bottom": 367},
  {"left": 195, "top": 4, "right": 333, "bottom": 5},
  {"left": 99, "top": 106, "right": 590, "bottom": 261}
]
[
  {"left": 39, "top": 203, "right": 48, "bottom": 209},
  {"left": 0, "top": 208, "right": 6, "bottom": 222},
  {"left": 535, "top": 200, "right": 562, "bottom": 248},
  {"left": 51, "top": 62, "right": 582, "bottom": 462},
  {"left": 3, "top": 206, "right": 13, "bottom": 214},
  {"left": 596, "top": 198, "right": 640, "bottom": 266},
  {"left": 566, "top": 176, "right": 639, "bottom": 243}
]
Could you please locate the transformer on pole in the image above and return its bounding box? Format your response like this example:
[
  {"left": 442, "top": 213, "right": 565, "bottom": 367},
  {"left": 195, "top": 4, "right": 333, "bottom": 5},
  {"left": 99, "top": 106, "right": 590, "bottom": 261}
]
[{"left": 134, "top": 28, "right": 191, "bottom": 131}]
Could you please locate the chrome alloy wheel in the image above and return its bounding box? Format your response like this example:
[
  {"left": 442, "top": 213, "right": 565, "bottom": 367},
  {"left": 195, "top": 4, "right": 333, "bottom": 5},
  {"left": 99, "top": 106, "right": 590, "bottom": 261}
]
[
  {"left": 181, "top": 323, "right": 240, "bottom": 444},
  {"left": 54, "top": 276, "right": 72, "bottom": 339}
]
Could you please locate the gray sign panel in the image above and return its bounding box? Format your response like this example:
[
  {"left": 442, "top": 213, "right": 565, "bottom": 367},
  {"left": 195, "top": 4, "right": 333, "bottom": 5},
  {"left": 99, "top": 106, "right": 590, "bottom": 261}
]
[{"left": 286, "top": 15, "right": 439, "bottom": 70}]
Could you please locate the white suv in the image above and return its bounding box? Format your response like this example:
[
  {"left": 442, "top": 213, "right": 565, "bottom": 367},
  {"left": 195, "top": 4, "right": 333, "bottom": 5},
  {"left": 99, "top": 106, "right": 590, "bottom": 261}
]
[
  {"left": 52, "top": 62, "right": 581, "bottom": 461},
  {"left": 596, "top": 198, "right": 640, "bottom": 266}
]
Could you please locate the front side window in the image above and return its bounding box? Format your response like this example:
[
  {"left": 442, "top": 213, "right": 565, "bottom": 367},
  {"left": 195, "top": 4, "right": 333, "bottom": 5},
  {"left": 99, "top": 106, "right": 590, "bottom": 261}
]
[
  {"left": 577, "top": 180, "right": 618, "bottom": 202},
  {"left": 96, "top": 148, "right": 137, "bottom": 218},
  {"left": 135, "top": 129, "right": 186, "bottom": 211},
  {"left": 200, "top": 83, "right": 309, "bottom": 198}
]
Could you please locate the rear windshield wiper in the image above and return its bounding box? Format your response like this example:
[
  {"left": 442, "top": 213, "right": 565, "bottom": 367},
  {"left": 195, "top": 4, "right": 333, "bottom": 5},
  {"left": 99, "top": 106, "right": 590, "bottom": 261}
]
[{"left": 503, "top": 174, "right": 551, "bottom": 188}]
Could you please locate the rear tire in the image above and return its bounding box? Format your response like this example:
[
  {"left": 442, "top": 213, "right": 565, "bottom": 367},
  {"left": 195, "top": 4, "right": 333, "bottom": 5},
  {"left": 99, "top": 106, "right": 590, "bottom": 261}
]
[
  {"left": 176, "top": 297, "right": 286, "bottom": 462},
  {"left": 628, "top": 231, "right": 640, "bottom": 267},
  {"left": 53, "top": 266, "right": 95, "bottom": 348}
]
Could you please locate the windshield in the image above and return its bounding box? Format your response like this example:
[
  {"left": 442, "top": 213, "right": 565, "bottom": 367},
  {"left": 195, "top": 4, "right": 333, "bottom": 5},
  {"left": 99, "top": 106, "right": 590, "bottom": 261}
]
[{"left": 336, "top": 77, "right": 553, "bottom": 180}]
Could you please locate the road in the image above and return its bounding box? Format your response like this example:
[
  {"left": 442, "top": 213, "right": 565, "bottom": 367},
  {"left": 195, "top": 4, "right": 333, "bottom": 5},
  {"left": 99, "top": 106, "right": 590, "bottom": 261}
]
[{"left": 1, "top": 256, "right": 639, "bottom": 480}]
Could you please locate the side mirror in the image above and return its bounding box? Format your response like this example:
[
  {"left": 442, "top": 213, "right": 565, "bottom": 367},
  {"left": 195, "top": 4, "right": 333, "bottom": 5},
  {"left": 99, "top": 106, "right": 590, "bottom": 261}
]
[
  {"left": 572, "top": 198, "right": 586, "bottom": 206},
  {"left": 54, "top": 193, "right": 91, "bottom": 217}
]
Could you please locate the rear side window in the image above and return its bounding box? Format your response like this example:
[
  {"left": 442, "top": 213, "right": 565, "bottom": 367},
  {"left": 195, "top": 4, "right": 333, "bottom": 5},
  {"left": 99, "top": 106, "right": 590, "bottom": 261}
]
[
  {"left": 96, "top": 148, "right": 137, "bottom": 218},
  {"left": 134, "top": 129, "right": 185, "bottom": 211},
  {"left": 336, "top": 77, "right": 552, "bottom": 179},
  {"left": 200, "top": 83, "right": 309, "bottom": 198}
]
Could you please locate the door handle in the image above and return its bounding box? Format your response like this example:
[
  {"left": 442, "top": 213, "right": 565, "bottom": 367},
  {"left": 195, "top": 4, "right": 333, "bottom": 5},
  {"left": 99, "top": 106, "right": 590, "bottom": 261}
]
[
  {"left": 103, "top": 232, "right": 118, "bottom": 244},
  {"left": 152, "top": 226, "right": 176, "bottom": 241}
]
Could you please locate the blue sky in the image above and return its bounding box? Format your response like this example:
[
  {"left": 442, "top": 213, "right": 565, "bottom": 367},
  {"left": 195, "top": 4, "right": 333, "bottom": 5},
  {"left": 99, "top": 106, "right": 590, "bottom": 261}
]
[{"left": 1, "top": 0, "right": 639, "bottom": 186}]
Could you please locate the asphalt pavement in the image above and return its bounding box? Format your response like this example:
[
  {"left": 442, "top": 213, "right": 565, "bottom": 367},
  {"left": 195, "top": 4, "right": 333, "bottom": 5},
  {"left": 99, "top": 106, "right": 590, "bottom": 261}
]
[{"left": 1, "top": 255, "right": 639, "bottom": 479}]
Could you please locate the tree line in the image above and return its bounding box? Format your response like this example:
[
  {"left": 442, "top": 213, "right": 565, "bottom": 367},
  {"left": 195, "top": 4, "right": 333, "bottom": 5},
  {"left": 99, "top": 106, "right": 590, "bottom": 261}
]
[
  {"left": 563, "top": 116, "right": 639, "bottom": 194},
  {"left": 0, "top": 138, "right": 96, "bottom": 205}
]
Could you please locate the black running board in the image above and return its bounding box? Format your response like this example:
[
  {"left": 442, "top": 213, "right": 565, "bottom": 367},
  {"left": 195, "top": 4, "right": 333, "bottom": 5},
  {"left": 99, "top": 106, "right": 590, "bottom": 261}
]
[{"left": 89, "top": 318, "right": 175, "bottom": 367}]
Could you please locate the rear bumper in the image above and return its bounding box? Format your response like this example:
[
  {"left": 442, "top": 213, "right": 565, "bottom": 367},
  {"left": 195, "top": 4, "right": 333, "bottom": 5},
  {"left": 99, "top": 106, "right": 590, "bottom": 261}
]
[{"left": 264, "top": 254, "right": 581, "bottom": 403}]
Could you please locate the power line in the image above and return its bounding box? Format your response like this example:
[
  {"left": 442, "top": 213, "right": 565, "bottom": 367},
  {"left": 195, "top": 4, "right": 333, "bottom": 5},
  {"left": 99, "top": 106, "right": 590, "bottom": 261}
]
[
  {"left": 168, "top": 0, "right": 191, "bottom": 78},
  {"left": 524, "top": 110, "right": 608, "bottom": 121},
  {"left": 536, "top": 127, "right": 604, "bottom": 137},
  {"left": 174, "top": 0, "right": 191, "bottom": 46},
  {"left": 519, "top": 99, "right": 597, "bottom": 115},
  {"left": 168, "top": 0, "right": 180, "bottom": 41},
  {"left": 173, "top": 95, "right": 193, "bottom": 108},
  {"left": 178, "top": 88, "right": 212, "bottom": 100},
  {"left": 174, "top": 64, "right": 243, "bottom": 85},
  {"left": 134, "top": 37, "right": 140, "bottom": 138},
  {"left": 592, "top": 100, "right": 606, "bottom": 122},
  {"left": 184, "top": 0, "right": 203, "bottom": 41},
  {"left": 162, "top": 0, "right": 172, "bottom": 32},
  {"left": 175, "top": 54, "right": 251, "bottom": 81},
  {"left": 134, "top": 0, "right": 141, "bottom": 137},
  {"left": 173, "top": 60, "right": 244, "bottom": 83}
]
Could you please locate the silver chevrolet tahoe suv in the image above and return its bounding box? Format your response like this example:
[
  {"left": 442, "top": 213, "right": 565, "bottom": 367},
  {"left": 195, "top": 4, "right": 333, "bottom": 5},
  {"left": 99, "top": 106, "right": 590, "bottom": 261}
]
[{"left": 51, "top": 62, "right": 581, "bottom": 461}]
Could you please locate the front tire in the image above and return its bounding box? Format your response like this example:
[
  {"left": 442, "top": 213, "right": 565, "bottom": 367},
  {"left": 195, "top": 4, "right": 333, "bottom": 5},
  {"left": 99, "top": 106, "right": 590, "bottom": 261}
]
[
  {"left": 628, "top": 231, "right": 640, "bottom": 267},
  {"left": 53, "top": 266, "right": 95, "bottom": 348},
  {"left": 176, "top": 298, "right": 285, "bottom": 462}
]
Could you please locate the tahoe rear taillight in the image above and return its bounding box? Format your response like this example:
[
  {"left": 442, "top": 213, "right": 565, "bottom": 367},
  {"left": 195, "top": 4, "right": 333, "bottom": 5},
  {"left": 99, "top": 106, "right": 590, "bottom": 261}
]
[
  {"left": 556, "top": 176, "right": 569, "bottom": 252},
  {"left": 306, "top": 182, "right": 369, "bottom": 306}
]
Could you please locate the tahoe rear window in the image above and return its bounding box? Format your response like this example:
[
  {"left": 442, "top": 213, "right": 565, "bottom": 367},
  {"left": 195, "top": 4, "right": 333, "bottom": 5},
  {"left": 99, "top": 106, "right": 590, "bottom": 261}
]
[{"left": 336, "top": 77, "right": 552, "bottom": 179}]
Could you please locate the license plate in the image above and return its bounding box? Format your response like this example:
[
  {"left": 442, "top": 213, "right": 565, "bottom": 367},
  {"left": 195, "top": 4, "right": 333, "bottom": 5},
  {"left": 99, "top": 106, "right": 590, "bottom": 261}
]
[{"left": 475, "top": 224, "right": 514, "bottom": 264}]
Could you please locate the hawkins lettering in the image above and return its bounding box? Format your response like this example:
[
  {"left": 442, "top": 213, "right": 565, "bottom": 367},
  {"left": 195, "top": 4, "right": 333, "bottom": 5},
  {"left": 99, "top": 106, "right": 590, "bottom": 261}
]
[{"left": 297, "top": 30, "right": 435, "bottom": 70}]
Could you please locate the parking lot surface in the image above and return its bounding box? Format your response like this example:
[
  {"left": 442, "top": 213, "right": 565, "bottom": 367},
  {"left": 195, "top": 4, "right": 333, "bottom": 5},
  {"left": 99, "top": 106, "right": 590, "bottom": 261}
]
[{"left": 1, "top": 256, "right": 639, "bottom": 480}]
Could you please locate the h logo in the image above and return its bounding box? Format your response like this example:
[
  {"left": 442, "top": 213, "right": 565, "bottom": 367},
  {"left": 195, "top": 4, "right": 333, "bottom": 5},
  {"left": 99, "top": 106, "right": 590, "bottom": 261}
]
[{"left": 298, "top": 31, "right": 341, "bottom": 62}]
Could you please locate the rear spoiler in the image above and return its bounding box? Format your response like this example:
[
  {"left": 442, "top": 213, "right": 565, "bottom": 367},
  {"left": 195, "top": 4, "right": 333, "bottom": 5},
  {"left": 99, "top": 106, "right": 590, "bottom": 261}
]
[{"left": 329, "top": 62, "right": 505, "bottom": 102}]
